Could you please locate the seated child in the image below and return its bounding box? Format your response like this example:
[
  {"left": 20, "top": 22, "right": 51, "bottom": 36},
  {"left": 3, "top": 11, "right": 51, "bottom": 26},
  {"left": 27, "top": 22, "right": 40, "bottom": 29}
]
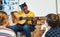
[{"left": 31, "top": 19, "right": 46, "bottom": 37}]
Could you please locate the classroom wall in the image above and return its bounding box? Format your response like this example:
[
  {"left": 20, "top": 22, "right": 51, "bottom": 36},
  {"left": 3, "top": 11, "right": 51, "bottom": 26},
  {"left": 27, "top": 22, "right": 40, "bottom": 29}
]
[
  {"left": 19, "top": 0, "right": 60, "bottom": 16},
  {"left": 2, "top": 0, "right": 60, "bottom": 16}
]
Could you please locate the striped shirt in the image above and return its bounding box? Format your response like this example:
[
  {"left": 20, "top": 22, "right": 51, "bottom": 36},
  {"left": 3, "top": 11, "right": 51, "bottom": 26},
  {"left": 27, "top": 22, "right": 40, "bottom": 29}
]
[{"left": 0, "top": 26, "right": 16, "bottom": 37}]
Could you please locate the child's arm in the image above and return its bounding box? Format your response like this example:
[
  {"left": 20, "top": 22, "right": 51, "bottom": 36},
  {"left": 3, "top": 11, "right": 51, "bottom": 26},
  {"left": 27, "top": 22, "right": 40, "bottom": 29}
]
[{"left": 31, "top": 29, "right": 37, "bottom": 37}]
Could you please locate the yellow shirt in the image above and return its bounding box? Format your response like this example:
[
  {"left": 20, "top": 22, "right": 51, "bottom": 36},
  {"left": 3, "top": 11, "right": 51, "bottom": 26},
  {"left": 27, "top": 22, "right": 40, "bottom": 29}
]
[{"left": 17, "top": 10, "right": 35, "bottom": 24}]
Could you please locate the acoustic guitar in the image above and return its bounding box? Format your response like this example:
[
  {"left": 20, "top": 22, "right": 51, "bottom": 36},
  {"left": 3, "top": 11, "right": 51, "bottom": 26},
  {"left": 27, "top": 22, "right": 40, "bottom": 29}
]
[{"left": 13, "top": 12, "right": 39, "bottom": 24}]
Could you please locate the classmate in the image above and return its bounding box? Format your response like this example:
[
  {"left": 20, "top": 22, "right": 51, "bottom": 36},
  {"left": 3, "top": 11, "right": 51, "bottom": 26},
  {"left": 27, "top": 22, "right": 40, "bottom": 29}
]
[
  {"left": 32, "top": 19, "right": 46, "bottom": 37},
  {"left": 0, "top": 11, "right": 16, "bottom": 37},
  {"left": 45, "top": 13, "right": 60, "bottom": 37}
]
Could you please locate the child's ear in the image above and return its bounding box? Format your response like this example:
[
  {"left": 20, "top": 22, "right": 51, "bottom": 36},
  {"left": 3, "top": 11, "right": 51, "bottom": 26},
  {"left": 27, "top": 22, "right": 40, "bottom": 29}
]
[{"left": 45, "top": 21, "right": 49, "bottom": 27}]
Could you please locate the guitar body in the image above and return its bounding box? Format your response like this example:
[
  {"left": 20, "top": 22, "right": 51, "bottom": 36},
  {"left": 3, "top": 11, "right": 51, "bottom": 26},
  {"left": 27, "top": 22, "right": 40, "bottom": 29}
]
[
  {"left": 13, "top": 12, "right": 38, "bottom": 24},
  {"left": 13, "top": 12, "right": 26, "bottom": 24},
  {"left": 18, "top": 14, "right": 27, "bottom": 24}
]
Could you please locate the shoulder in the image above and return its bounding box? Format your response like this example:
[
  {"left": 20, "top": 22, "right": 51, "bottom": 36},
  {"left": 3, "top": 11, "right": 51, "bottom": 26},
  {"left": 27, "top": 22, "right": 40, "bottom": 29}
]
[
  {"left": 45, "top": 29, "right": 52, "bottom": 37},
  {"left": 29, "top": 11, "right": 35, "bottom": 14},
  {"left": 6, "top": 28, "right": 16, "bottom": 36},
  {"left": 45, "top": 27, "right": 60, "bottom": 37},
  {"left": 0, "top": 28, "right": 16, "bottom": 37},
  {"left": 45, "top": 27, "right": 53, "bottom": 37},
  {"left": 17, "top": 10, "right": 23, "bottom": 14},
  {"left": 28, "top": 11, "right": 35, "bottom": 16}
]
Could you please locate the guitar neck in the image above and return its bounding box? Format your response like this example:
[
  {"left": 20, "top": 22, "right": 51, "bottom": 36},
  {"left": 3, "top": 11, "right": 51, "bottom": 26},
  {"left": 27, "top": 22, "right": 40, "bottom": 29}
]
[{"left": 19, "top": 17, "right": 39, "bottom": 20}]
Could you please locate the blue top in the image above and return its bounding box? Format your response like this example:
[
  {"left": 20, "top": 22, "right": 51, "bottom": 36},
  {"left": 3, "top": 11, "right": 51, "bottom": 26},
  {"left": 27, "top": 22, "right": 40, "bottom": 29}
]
[{"left": 45, "top": 26, "right": 60, "bottom": 37}]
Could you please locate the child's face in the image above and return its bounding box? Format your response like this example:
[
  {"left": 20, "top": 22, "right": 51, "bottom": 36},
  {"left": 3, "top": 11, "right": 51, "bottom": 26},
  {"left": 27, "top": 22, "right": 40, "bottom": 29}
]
[
  {"left": 35, "top": 25, "right": 42, "bottom": 29},
  {"left": 37, "top": 20, "right": 41, "bottom": 25},
  {"left": 36, "top": 20, "right": 42, "bottom": 29},
  {"left": 3, "top": 14, "right": 8, "bottom": 26},
  {"left": 41, "top": 20, "right": 45, "bottom": 24}
]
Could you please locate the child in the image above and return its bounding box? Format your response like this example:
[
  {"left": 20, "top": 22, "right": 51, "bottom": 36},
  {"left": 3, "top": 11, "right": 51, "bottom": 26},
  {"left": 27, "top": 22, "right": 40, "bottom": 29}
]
[
  {"left": 31, "top": 19, "right": 46, "bottom": 37},
  {"left": 0, "top": 11, "right": 16, "bottom": 37}
]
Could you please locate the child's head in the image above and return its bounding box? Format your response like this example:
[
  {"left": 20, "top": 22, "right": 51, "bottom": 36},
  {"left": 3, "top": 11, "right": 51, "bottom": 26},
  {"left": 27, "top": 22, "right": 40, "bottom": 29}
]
[
  {"left": 36, "top": 17, "right": 46, "bottom": 29},
  {"left": 39, "top": 16, "right": 46, "bottom": 24},
  {"left": 45, "top": 13, "right": 59, "bottom": 27},
  {"left": 36, "top": 20, "right": 43, "bottom": 29},
  {"left": 11, "top": 11, "right": 18, "bottom": 23},
  {"left": 0, "top": 11, "right": 8, "bottom": 26}
]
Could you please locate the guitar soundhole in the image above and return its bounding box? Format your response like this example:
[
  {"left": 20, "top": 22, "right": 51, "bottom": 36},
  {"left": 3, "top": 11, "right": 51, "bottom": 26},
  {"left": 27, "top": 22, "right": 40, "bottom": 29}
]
[{"left": 19, "top": 17, "right": 23, "bottom": 20}]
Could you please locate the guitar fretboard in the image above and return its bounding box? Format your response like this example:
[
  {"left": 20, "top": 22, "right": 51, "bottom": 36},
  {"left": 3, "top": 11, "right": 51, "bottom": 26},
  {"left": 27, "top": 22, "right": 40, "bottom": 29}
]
[{"left": 19, "top": 17, "right": 39, "bottom": 20}]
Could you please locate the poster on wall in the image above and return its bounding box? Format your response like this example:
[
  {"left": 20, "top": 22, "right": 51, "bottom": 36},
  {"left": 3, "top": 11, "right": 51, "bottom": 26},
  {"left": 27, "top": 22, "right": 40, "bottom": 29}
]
[{"left": 2, "top": 0, "right": 20, "bottom": 15}]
